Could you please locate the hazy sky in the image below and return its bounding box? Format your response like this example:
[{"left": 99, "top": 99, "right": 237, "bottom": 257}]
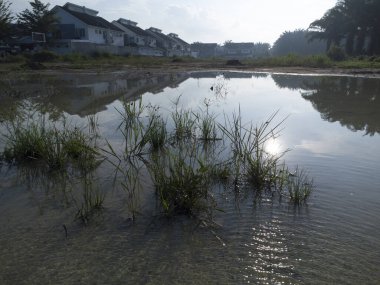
[{"left": 10, "top": 0, "right": 336, "bottom": 44}]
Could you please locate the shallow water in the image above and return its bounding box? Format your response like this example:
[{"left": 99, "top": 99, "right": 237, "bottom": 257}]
[{"left": 0, "top": 71, "right": 379, "bottom": 284}]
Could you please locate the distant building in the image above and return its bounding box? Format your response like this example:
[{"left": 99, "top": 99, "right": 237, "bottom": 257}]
[
  {"left": 190, "top": 43, "right": 218, "bottom": 58},
  {"left": 112, "top": 18, "right": 163, "bottom": 56},
  {"left": 167, "top": 33, "right": 191, "bottom": 56},
  {"left": 52, "top": 2, "right": 124, "bottom": 46},
  {"left": 146, "top": 28, "right": 188, "bottom": 57},
  {"left": 223, "top": 42, "right": 255, "bottom": 58}
]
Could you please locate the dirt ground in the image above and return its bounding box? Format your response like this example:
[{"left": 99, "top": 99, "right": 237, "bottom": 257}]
[{"left": 1, "top": 61, "right": 380, "bottom": 79}]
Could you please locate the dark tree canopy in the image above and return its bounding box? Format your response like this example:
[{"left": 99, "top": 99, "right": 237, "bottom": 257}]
[
  {"left": 0, "top": 0, "right": 13, "bottom": 40},
  {"left": 17, "top": 0, "right": 57, "bottom": 35},
  {"left": 308, "top": 0, "right": 380, "bottom": 55},
  {"left": 271, "top": 29, "right": 326, "bottom": 56}
]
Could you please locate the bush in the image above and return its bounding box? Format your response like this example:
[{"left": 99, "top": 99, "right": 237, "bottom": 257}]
[
  {"left": 62, "top": 52, "right": 89, "bottom": 62},
  {"left": 91, "top": 51, "right": 112, "bottom": 58},
  {"left": 327, "top": 45, "right": 346, "bottom": 61},
  {"left": 31, "top": 50, "right": 59, "bottom": 62}
]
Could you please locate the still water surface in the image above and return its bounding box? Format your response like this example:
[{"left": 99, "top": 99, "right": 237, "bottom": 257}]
[{"left": 0, "top": 71, "right": 379, "bottom": 284}]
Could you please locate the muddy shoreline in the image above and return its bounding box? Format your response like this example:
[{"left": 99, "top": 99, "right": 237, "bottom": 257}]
[{"left": 1, "top": 62, "right": 380, "bottom": 79}]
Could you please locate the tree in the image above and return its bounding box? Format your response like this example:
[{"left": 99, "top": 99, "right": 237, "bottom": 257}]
[
  {"left": 17, "top": 0, "right": 57, "bottom": 36},
  {"left": 271, "top": 29, "right": 325, "bottom": 56},
  {"left": 308, "top": 0, "right": 380, "bottom": 55},
  {"left": 308, "top": 4, "right": 346, "bottom": 52},
  {"left": 0, "top": 0, "right": 13, "bottom": 41}
]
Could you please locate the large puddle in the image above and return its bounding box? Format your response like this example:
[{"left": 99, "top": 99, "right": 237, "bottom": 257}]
[{"left": 0, "top": 71, "right": 379, "bottom": 284}]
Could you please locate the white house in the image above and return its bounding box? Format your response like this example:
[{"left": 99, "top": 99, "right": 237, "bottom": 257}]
[
  {"left": 112, "top": 19, "right": 155, "bottom": 47},
  {"left": 167, "top": 33, "right": 191, "bottom": 56},
  {"left": 52, "top": 2, "right": 124, "bottom": 46}
]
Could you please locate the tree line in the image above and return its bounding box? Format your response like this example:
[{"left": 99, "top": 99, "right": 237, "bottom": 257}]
[
  {"left": 308, "top": 0, "right": 380, "bottom": 56},
  {"left": 1, "top": 0, "right": 380, "bottom": 57},
  {"left": 0, "top": 0, "right": 57, "bottom": 41}
]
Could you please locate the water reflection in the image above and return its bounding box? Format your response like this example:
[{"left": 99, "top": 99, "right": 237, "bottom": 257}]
[
  {"left": 1, "top": 71, "right": 380, "bottom": 284},
  {"left": 271, "top": 74, "right": 380, "bottom": 135},
  {"left": 0, "top": 72, "right": 189, "bottom": 119}
]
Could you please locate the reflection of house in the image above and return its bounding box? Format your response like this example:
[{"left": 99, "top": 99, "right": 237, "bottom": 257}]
[
  {"left": 52, "top": 2, "right": 124, "bottom": 46},
  {"left": 112, "top": 19, "right": 163, "bottom": 56}
]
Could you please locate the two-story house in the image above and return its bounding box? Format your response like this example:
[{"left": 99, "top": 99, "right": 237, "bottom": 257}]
[
  {"left": 52, "top": 2, "right": 124, "bottom": 46},
  {"left": 146, "top": 27, "right": 180, "bottom": 57},
  {"left": 112, "top": 18, "right": 163, "bottom": 56},
  {"left": 167, "top": 33, "right": 191, "bottom": 56}
]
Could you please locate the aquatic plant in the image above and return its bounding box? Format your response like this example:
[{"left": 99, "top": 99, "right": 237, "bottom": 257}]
[
  {"left": 149, "top": 145, "right": 215, "bottom": 217},
  {"left": 171, "top": 97, "right": 196, "bottom": 141},
  {"left": 195, "top": 108, "right": 218, "bottom": 142},
  {"left": 146, "top": 113, "right": 167, "bottom": 151},
  {"left": 1, "top": 119, "right": 99, "bottom": 171},
  {"left": 218, "top": 109, "right": 287, "bottom": 191},
  {"left": 120, "top": 162, "right": 143, "bottom": 221},
  {"left": 287, "top": 166, "right": 314, "bottom": 204},
  {"left": 75, "top": 172, "right": 105, "bottom": 224}
]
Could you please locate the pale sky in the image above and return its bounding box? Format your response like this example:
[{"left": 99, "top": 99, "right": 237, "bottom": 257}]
[{"left": 10, "top": 0, "right": 336, "bottom": 45}]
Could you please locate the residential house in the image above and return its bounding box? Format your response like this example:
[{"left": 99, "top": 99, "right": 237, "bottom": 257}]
[
  {"left": 146, "top": 27, "right": 182, "bottom": 57},
  {"left": 223, "top": 42, "right": 255, "bottom": 58},
  {"left": 167, "top": 33, "right": 191, "bottom": 56},
  {"left": 112, "top": 18, "right": 163, "bottom": 56},
  {"left": 190, "top": 43, "right": 218, "bottom": 58},
  {"left": 52, "top": 2, "right": 124, "bottom": 47}
]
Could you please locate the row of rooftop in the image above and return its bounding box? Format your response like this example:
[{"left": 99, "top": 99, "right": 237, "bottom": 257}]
[{"left": 13, "top": 2, "right": 270, "bottom": 58}]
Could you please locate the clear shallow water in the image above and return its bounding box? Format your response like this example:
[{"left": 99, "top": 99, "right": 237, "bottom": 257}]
[{"left": 0, "top": 71, "right": 379, "bottom": 284}]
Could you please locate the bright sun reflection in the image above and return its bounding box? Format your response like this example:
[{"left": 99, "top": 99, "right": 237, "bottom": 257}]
[{"left": 265, "top": 138, "right": 283, "bottom": 156}]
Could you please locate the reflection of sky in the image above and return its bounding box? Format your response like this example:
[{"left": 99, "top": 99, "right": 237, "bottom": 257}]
[{"left": 136, "top": 73, "right": 380, "bottom": 206}]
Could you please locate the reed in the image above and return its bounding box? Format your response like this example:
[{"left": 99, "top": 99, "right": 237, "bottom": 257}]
[
  {"left": 147, "top": 113, "right": 167, "bottom": 151},
  {"left": 287, "top": 166, "right": 314, "bottom": 204},
  {"left": 2, "top": 119, "right": 99, "bottom": 171},
  {"left": 149, "top": 145, "right": 214, "bottom": 217},
  {"left": 75, "top": 172, "right": 105, "bottom": 224},
  {"left": 171, "top": 97, "right": 196, "bottom": 141}
]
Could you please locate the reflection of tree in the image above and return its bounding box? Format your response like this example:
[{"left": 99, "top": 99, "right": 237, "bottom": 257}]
[
  {"left": 271, "top": 74, "right": 322, "bottom": 90},
  {"left": 272, "top": 74, "right": 380, "bottom": 135}
]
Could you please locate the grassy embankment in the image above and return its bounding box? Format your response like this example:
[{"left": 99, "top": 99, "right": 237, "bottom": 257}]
[{"left": 1, "top": 50, "right": 380, "bottom": 71}]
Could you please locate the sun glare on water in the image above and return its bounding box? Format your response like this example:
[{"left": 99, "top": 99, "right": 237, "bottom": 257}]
[{"left": 265, "top": 138, "right": 283, "bottom": 156}]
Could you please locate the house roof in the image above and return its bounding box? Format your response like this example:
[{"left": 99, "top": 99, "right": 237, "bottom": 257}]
[
  {"left": 117, "top": 22, "right": 152, "bottom": 37},
  {"left": 59, "top": 6, "right": 123, "bottom": 32},
  {"left": 171, "top": 36, "right": 189, "bottom": 46},
  {"left": 191, "top": 43, "right": 218, "bottom": 47},
  {"left": 147, "top": 29, "right": 176, "bottom": 44}
]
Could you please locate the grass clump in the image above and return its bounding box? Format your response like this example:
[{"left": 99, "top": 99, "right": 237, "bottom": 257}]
[
  {"left": 147, "top": 113, "right": 167, "bottom": 151},
  {"left": 149, "top": 147, "right": 214, "bottom": 217},
  {"left": 195, "top": 103, "right": 219, "bottom": 142},
  {"left": 286, "top": 166, "right": 314, "bottom": 204},
  {"left": 2, "top": 119, "right": 98, "bottom": 171},
  {"left": 171, "top": 98, "right": 196, "bottom": 141},
  {"left": 75, "top": 173, "right": 105, "bottom": 224}
]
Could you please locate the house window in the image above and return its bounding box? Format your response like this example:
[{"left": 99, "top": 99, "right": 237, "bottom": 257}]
[{"left": 75, "top": 28, "right": 85, "bottom": 38}]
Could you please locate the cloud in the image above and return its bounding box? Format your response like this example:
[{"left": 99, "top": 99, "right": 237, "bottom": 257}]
[{"left": 9, "top": 0, "right": 336, "bottom": 44}]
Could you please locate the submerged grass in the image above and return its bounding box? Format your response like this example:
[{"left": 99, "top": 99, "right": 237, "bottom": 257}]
[
  {"left": 0, "top": 93, "right": 316, "bottom": 224},
  {"left": 286, "top": 166, "right": 314, "bottom": 204},
  {"left": 75, "top": 172, "right": 105, "bottom": 224},
  {"left": 110, "top": 97, "right": 314, "bottom": 220},
  {"left": 1, "top": 118, "right": 99, "bottom": 171},
  {"left": 149, "top": 145, "right": 215, "bottom": 217}
]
